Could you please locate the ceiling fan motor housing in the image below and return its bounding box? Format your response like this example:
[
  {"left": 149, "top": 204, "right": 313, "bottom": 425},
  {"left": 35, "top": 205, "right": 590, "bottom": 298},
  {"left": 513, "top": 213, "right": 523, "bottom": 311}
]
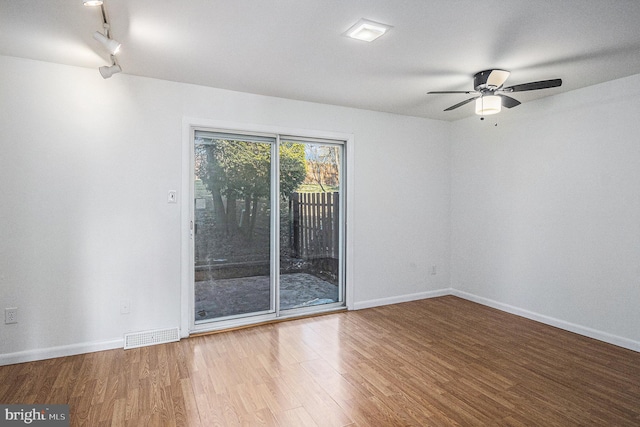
[{"left": 474, "top": 69, "right": 509, "bottom": 92}]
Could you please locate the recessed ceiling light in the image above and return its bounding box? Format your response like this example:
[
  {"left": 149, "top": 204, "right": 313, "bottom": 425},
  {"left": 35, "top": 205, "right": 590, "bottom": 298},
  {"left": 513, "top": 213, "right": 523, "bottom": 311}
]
[
  {"left": 344, "top": 18, "right": 392, "bottom": 42},
  {"left": 83, "top": 0, "right": 103, "bottom": 6}
]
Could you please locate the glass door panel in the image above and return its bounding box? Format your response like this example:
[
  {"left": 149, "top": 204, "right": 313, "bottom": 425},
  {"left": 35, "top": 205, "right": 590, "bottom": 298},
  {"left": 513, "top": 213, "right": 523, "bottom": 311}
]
[
  {"left": 279, "top": 140, "right": 343, "bottom": 310},
  {"left": 193, "top": 131, "right": 274, "bottom": 322}
]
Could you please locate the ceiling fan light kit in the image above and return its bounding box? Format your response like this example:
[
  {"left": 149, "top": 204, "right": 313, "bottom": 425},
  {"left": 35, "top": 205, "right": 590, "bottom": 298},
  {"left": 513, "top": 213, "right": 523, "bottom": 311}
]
[
  {"left": 475, "top": 95, "right": 501, "bottom": 116},
  {"left": 428, "top": 69, "right": 562, "bottom": 118}
]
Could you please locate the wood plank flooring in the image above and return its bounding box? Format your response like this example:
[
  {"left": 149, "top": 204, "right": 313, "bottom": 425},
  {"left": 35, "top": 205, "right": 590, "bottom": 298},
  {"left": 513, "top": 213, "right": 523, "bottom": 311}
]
[{"left": 1, "top": 296, "right": 639, "bottom": 426}]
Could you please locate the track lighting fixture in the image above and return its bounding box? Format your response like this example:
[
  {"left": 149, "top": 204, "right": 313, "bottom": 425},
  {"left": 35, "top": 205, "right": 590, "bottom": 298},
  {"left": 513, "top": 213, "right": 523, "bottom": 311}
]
[
  {"left": 93, "top": 30, "right": 121, "bottom": 55},
  {"left": 99, "top": 62, "right": 121, "bottom": 79},
  {"left": 85, "top": 1, "right": 123, "bottom": 78}
]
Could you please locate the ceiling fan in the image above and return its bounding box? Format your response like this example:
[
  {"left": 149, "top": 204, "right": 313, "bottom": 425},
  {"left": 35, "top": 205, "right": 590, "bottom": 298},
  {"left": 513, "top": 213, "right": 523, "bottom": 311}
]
[{"left": 428, "top": 70, "right": 562, "bottom": 116}]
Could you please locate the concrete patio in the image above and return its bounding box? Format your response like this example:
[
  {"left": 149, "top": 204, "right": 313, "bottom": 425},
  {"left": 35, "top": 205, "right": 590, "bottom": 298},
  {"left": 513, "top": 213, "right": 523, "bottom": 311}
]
[{"left": 195, "top": 272, "right": 338, "bottom": 320}]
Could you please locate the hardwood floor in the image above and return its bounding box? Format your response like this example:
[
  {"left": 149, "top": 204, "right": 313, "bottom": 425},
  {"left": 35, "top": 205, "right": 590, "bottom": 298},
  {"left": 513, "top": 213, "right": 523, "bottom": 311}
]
[{"left": 1, "top": 296, "right": 639, "bottom": 426}]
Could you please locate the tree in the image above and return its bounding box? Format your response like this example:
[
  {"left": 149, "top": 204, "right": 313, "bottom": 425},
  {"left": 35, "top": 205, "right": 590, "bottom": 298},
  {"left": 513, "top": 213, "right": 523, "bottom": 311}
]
[
  {"left": 280, "top": 142, "right": 307, "bottom": 196},
  {"left": 195, "top": 139, "right": 306, "bottom": 238},
  {"left": 306, "top": 145, "right": 340, "bottom": 191}
]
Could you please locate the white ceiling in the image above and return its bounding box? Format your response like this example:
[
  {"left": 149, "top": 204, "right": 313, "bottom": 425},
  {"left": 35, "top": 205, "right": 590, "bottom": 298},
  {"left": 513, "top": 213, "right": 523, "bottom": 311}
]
[{"left": 2, "top": 0, "right": 640, "bottom": 121}]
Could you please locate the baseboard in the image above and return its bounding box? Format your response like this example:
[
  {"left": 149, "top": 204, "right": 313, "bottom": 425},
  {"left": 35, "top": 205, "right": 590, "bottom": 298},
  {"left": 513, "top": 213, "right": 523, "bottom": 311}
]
[
  {"left": 451, "top": 289, "right": 640, "bottom": 353},
  {"left": 3, "top": 288, "right": 637, "bottom": 365},
  {"left": 353, "top": 288, "right": 452, "bottom": 310},
  {"left": 0, "top": 338, "right": 124, "bottom": 366}
]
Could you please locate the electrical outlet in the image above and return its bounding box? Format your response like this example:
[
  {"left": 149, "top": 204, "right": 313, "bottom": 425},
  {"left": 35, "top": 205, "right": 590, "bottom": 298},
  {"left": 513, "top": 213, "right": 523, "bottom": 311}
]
[{"left": 5, "top": 307, "right": 17, "bottom": 324}]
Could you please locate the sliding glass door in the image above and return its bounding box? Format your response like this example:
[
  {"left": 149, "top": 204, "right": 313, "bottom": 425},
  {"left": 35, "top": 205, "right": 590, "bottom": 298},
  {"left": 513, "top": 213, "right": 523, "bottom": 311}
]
[
  {"left": 192, "top": 130, "right": 344, "bottom": 326},
  {"left": 279, "top": 139, "right": 342, "bottom": 311},
  {"left": 193, "top": 132, "right": 275, "bottom": 321}
]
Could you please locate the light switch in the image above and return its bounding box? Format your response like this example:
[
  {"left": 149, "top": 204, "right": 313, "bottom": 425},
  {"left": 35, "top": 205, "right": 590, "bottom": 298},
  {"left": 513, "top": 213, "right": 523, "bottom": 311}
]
[{"left": 168, "top": 190, "right": 177, "bottom": 203}]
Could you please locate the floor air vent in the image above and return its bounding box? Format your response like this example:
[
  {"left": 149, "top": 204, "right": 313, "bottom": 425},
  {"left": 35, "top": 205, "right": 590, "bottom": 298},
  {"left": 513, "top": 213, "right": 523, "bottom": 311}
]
[{"left": 124, "top": 327, "right": 180, "bottom": 349}]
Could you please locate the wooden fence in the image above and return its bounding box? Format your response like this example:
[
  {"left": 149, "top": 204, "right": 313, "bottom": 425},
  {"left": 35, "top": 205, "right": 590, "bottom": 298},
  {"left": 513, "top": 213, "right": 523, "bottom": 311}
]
[{"left": 290, "top": 192, "right": 339, "bottom": 259}]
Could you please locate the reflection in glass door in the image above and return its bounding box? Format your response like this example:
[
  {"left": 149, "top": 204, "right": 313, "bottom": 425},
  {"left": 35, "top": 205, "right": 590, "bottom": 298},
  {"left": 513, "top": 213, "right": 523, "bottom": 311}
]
[{"left": 193, "top": 131, "right": 274, "bottom": 322}]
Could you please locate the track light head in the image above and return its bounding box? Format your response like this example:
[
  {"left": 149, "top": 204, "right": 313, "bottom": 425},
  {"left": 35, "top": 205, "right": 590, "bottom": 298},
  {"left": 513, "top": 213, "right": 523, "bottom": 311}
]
[
  {"left": 99, "top": 63, "right": 121, "bottom": 79},
  {"left": 86, "top": 0, "right": 122, "bottom": 80},
  {"left": 93, "top": 31, "right": 121, "bottom": 55}
]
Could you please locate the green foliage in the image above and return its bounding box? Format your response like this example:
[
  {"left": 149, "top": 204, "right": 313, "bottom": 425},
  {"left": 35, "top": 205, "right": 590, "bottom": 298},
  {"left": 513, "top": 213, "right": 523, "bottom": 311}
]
[
  {"left": 217, "top": 140, "right": 271, "bottom": 199},
  {"left": 279, "top": 141, "right": 307, "bottom": 197},
  {"left": 200, "top": 139, "right": 307, "bottom": 200},
  {"left": 195, "top": 139, "right": 307, "bottom": 236},
  {"left": 296, "top": 183, "right": 339, "bottom": 193}
]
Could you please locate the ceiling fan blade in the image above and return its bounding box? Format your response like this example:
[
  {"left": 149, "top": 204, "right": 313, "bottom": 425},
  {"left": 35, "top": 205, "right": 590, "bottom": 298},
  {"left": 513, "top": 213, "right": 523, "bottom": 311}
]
[
  {"left": 505, "top": 79, "right": 562, "bottom": 92},
  {"left": 486, "top": 70, "right": 511, "bottom": 88},
  {"left": 427, "top": 91, "right": 477, "bottom": 95},
  {"left": 498, "top": 94, "right": 521, "bottom": 108},
  {"left": 444, "top": 97, "right": 478, "bottom": 111}
]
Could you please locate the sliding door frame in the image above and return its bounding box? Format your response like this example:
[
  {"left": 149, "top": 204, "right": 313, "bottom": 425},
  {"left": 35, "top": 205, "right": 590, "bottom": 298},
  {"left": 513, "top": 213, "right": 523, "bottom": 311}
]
[{"left": 180, "top": 118, "right": 354, "bottom": 337}]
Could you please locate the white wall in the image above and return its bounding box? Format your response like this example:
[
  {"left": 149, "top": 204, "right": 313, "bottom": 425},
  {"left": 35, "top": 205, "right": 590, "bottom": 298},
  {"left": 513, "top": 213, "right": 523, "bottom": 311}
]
[
  {"left": 0, "top": 55, "right": 451, "bottom": 362},
  {"left": 4, "top": 53, "right": 637, "bottom": 364},
  {"left": 451, "top": 73, "right": 640, "bottom": 350}
]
